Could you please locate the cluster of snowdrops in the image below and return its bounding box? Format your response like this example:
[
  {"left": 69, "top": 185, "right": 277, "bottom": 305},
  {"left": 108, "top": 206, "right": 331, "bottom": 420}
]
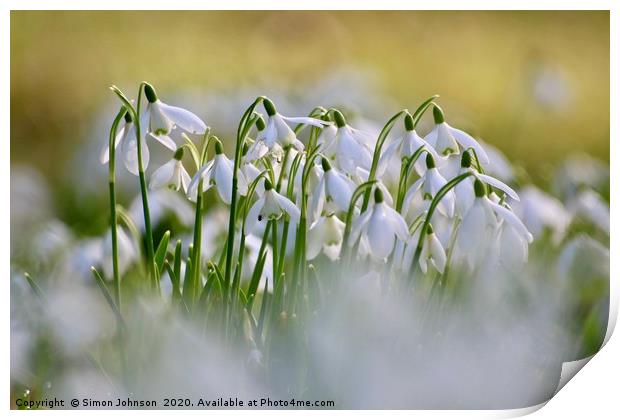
[{"left": 97, "top": 82, "right": 533, "bottom": 331}]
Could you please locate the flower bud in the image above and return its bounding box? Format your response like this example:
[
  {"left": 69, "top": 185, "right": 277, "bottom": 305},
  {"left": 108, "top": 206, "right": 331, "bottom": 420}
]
[
  {"left": 173, "top": 147, "right": 184, "bottom": 160},
  {"left": 425, "top": 153, "right": 436, "bottom": 169},
  {"left": 474, "top": 179, "right": 487, "bottom": 197},
  {"left": 144, "top": 83, "right": 158, "bottom": 103},
  {"left": 432, "top": 105, "right": 445, "bottom": 124},
  {"left": 404, "top": 113, "right": 415, "bottom": 131},
  {"left": 214, "top": 140, "right": 224, "bottom": 155},
  {"left": 374, "top": 187, "right": 384, "bottom": 204},
  {"left": 321, "top": 157, "right": 332, "bottom": 172},
  {"left": 255, "top": 116, "right": 266, "bottom": 131},
  {"left": 263, "top": 98, "right": 277, "bottom": 117},
  {"left": 333, "top": 110, "right": 347, "bottom": 128},
  {"left": 461, "top": 151, "right": 472, "bottom": 168}
]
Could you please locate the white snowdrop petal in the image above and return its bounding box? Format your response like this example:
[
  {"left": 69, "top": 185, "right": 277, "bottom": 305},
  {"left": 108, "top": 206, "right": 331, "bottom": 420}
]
[
  {"left": 429, "top": 234, "right": 447, "bottom": 273},
  {"left": 349, "top": 209, "right": 372, "bottom": 245},
  {"left": 274, "top": 192, "right": 300, "bottom": 223},
  {"left": 158, "top": 102, "right": 207, "bottom": 134},
  {"left": 385, "top": 205, "right": 410, "bottom": 240},
  {"left": 282, "top": 115, "right": 329, "bottom": 128},
  {"left": 122, "top": 134, "right": 149, "bottom": 175},
  {"left": 180, "top": 165, "right": 191, "bottom": 194},
  {"left": 246, "top": 197, "right": 265, "bottom": 233},
  {"left": 214, "top": 157, "right": 234, "bottom": 204},
  {"left": 148, "top": 133, "right": 177, "bottom": 151},
  {"left": 149, "top": 102, "right": 174, "bottom": 135},
  {"left": 306, "top": 218, "right": 326, "bottom": 261},
  {"left": 149, "top": 159, "right": 176, "bottom": 189},
  {"left": 490, "top": 202, "right": 534, "bottom": 243},
  {"left": 458, "top": 200, "right": 488, "bottom": 252},
  {"left": 327, "top": 171, "right": 354, "bottom": 212},
  {"left": 477, "top": 173, "right": 519, "bottom": 201},
  {"left": 423, "top": 126, "right": 439, "bottom": 148},
  {"left": 187, "top": 160, "right": 214, "bottom": 201},
  {"left": 309, "top": 178, "right": 326, "bottom": 225},
  {"left": 448, "top": 125, "right": 490, "bottom": 164},
  {"left": 366, "top": 208, "right": 394, "bottom": 259}
]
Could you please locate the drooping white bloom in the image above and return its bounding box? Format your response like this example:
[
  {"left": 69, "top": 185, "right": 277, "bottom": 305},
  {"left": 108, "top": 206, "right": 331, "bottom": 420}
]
[
  {"left": 256, "top": 98, "right": 328, "bottom": 152},
  {"left": 100, "top": 111, "right": 149, "bottom": 175},
  {"left": 307, "top": 214, "right": 346, "bottom": 261},
  {"left": 321, "top": 110, "right": 374, "bottom": 175},
  {"left": 418, "top": 224, "right": 447, "bottom": 274},
  {"left": 246, "top": 180, "right": 301, "bottom": 233},
  {"left": 149, "top": 147, "right": 191, "bottom": 193},
  {"left": 453, "top": 151, "right": 520, "bottom": 217},
  {"left": 570, "top": 190, "right": 610, "bottom": 235},
  {"left": 349, "top": 188, "right": 409, "bottom": 260},
  {"left": 510, "top": 185, "right": 571, "bottom": 243},
  {"left": 316, "top": 120, "right": 338, "bottom": 157},
  {"left": 457, "top": 181, "right": 498, "bottom": 267},
  {"left": 377, "top": 113, "right": 439, "bottom": 177},
  {"left": 245, "top": 116, "right": 272, "bottom": 162},
  {"left": 402, "top": 154, "right": 456, "bottom": 219},
  {"left": 354, "top": 167, "right": 395, "bottom": 207},
  {"left": 187, "top": 141, "right": 248, "bottom": 204},
  {"left": 309, "top": 158, "right": 356, "bottom": 223},
  {"left": 141, "top": 83, "right": 207, "bottom": 149},
  {"left": 458, "top": 180, "right": 533, "bottom": 268},
  {"left": 424, "top": 105, "right": 489, "bottom": 164}
]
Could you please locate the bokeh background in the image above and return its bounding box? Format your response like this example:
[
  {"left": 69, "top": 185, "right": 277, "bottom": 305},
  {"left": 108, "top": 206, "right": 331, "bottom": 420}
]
[{"left": 11, "top": 10, "right": 609, "bottom": 235}]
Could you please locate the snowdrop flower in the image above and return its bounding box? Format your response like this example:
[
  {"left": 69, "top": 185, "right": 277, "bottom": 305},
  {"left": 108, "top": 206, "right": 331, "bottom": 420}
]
[
  {"left": 459, "top": 180, "right": 532, "bottom": 269},
  {"left": 377, "top": 113, "right": 439, "bottom": 177},
  {"left": 141, "top": 83, "right": 207, "bottom": 151},
  {"left": 245, "top": 116, "right": 271, "bottom": 161},
  {"left": 402, "top": 154, "right": 455, "bottom": 219},
  {"left": 316, "top": 116, "right": 338, "bottom": 156},
  {"left": 256, "top": 98, "right": 328, "bottom": 152},
  {"left": 454, "top": 151, "right": 520, "bottom": 217},
  {"left": 349, "top": 188, "right": 409, "bottom": 260},
  {"left": 322, "top": 110, "right": 373, "bottom": 175},
  {"left": 307, "top": 214, "right": 346, "bottom": 261},
  {"left": 570, "top": 190, "right": 610, "bottom": 235},
  {"left": 457, "top": 180, "right": 498, "bottom": 267},
  {"left": 187, "top": 140, "right": 248, "bottom": 204},
  {"left": 99, "top": 111, "right": 149, "bottom": 175},
  {"left": 418, "top": 224, "right": 447, "bottom": 274},
  {"left": 149, "top": 147, "right": 191, "bottom": 193},
  {"left": 424, "top": 105, "right": 489, "bottom": 164},
  {"left": 354, "top": 167, "right": 395, "bottom": 206},
  {"left": 511, "top": 186, "right": 571, "bottom": 243},
  {"left": 309, "top": 158, "right": 356, "bottom": 223},
  {"left": 246, "top": 179, "right": 301, "bottom": 233}
]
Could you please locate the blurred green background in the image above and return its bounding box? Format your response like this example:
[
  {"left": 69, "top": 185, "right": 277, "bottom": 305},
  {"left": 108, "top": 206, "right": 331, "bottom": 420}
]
[{"left": 11, "top": 10, "right": 609, "bottom": 182}]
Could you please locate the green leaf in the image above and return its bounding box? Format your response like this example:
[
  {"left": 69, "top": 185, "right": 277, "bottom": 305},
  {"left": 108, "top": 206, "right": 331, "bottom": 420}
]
[
  {"left": 23, "top": 272, "right": 44, "bottom": 300},
  {"left": 246, "top": 250, "right": 267, "bottom": 311},
  {"left": 154, "top": 230, "right": 170, "bottom": 275},
  {"left": 90, "top": 267, "right": 125, "bottom": 328},
  {"left": 182, "top": 257, "right": 194, "bottom": 304}
]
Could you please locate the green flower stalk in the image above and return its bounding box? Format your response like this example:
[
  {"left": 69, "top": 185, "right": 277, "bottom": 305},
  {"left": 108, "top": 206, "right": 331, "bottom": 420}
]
[{"left": 107, "top": 107, "right": 128, "bottom": 308}]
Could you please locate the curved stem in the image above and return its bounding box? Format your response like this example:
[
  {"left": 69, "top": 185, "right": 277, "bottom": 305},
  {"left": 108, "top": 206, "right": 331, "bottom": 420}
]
[
  {"left": 341, "top": 180, "right": 377, "bottom": 263},
  {"left": 224, "top": 97, "right": 265, "bottom": 291},
  {"left": 411, "top": 172, "right": 475, "bottom": 272},
  {"left": 361, "top": 110, "right": 408, "bottom": 212},
  {"left": 107, "top": 108, "right": 126, "bottom": 309}
]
